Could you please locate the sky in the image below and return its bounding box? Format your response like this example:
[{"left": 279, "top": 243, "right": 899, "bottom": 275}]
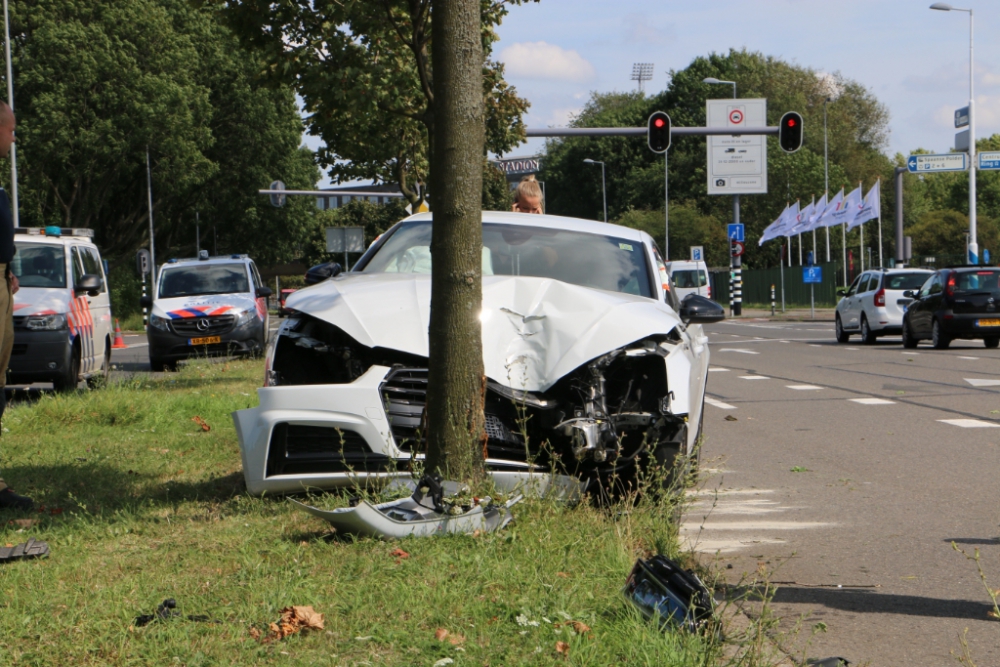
[{"left": 307, "top": 0, "right": 1000, "bottom": 186}]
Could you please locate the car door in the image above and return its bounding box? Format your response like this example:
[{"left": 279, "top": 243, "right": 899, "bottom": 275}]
[
  {"left": 844, "top": 273, "right": 869, "bottom": 329},
  {"left": 249, "top": 261, "right": 268, "bottom": 338},
  {"left": 68, "top": 246, "right": 96, "bottom": 374},
  {"left": 911, "top": 273, "right": 939, "bottom": 336},
  {"left": 80, "top": 245, "right": 111, "bottom": 371}
]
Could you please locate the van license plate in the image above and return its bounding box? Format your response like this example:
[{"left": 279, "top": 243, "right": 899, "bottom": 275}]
[
  {"left": 189, "top": 336, "right": 221, "bottom": 346},
  {"left": 976, "top": 319, "right": 1000, "bottom": 328}
]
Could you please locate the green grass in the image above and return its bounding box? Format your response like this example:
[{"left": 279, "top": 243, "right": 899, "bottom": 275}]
[
  {"left": 0, "top": 360, "right": 728, "bottom": 666},
  {"left": 117, "top": 312, "right": 147, "bottom": 333}
]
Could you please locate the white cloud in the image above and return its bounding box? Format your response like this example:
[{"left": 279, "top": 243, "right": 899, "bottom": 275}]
[{"left": 499, "top": 42, "right": 597, "bottom": 83}]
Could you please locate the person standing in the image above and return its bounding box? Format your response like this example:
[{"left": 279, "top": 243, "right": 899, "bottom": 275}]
[{"left": 0, "top": 101, "right": 32, "bottom": 511}]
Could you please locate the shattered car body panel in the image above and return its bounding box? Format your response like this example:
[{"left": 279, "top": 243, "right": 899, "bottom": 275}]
[{"left": 233, "top": 212, "right": 715, "bottom": 496}]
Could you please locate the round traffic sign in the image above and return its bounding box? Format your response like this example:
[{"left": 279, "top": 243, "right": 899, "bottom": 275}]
[
  {"left": 729, "top": 109, "right": 744, "bottom": 125},
  {"left": 731, "top": 241, "right": 745, "bottom": 257}
]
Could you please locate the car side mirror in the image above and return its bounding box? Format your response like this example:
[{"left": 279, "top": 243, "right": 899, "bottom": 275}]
[
  {"left": 304, "top": 262, "right": 342, "bottom": 285},
  {"left": 256, "top": 286, "right": 273, "bottom": 298},
  {"left": 903, "top": 290, "right": 916, "bottom": 298},
  {"left": 836, "top": 288, "right": 847, "bottom": 297},
  {"left": 679, "top": 294, "right": 725, "bottom": 324},
  {"left": 139, "top": 295, "right": 152, "bottom": 308},
  {"left": 75, "top": 273, "right": 103, "bottom": 297}
]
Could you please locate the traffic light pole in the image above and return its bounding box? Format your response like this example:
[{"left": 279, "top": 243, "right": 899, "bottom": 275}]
[{"left": 733, "top": 194, "right": 742, "bottom": 317}]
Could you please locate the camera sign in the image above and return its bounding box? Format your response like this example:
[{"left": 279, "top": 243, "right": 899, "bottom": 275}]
[{"left": 707, "top": 98, "right": 768, "bottom": 195}]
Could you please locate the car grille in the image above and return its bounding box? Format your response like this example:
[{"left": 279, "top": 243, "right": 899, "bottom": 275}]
[
  {"left": 12, "top": 316, "right": 25, "bottom": 329},
  {"left": 381, "top": 368, "right": 428, "bottom": 452},
  {"left": 381, "top": 367, "right": 529, "bottom": 462},
  {"left": 265, "top": 423, "right": 394, "bottom": 476},
  {"left": 170, "top": 315, "right": 236, "bottom": 336},
  {"left": 11, "top": 343, "right": 26, "bottom": 356}
]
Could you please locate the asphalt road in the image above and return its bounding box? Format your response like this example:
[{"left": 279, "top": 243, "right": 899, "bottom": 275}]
[{"left": 690, "top": 318, "right": 1000, "bottom": 666}]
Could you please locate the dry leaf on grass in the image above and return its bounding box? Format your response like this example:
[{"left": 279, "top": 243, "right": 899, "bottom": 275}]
[
  {"left": 555, "top": 620, "right": 591, "bottom": 635},
  {"left": 251, "top": 605, "right": 325, "bottom": 643},
  {"left": 390, "top": 548, "right": 410, "bottom": 559},
  {"left": 434, "top": 628, "right": 466, "bottom": 645},
  {"left": 9, "top": 519, "right": 38, "bottom": 528},
  {"left": 435, "top": 628, "right": 449, "bottom": 641},
  {"left": 556, "top": 572, "right": 569, "bottom": 578},
  {"left": 192, "top": 416, "right": 211, "bottom": 432},
  {"left": 555, "top": 640, "right": 570, "bottom": 656}
]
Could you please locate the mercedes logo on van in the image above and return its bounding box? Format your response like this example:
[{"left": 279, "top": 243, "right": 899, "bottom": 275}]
[{"left": 196, "top": 318, "right": 211, "bottom": 332}]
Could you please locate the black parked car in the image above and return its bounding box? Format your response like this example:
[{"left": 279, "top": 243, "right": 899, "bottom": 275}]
[{"left": 901, "top": 267, "right": 1000, "bottom": 349}]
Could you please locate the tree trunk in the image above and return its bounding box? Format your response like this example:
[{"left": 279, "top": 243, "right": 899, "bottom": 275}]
[{"left": 424, "top": 0, "right": 486, "bottom": 482}]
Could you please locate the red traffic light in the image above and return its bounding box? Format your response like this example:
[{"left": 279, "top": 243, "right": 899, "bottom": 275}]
[
  {"left": 786, "top": 119, "right": 796, "bottom": 127},
  {"left": 778, "top": 111, "right": 803, "bottom": 153},
  {"left": 647, "top": 111, "right": 671, "bottom": 153}
]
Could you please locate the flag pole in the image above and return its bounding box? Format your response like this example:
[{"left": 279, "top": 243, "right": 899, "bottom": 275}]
[
  {"left": 842, "top": 186, "right": 848, "bottom": 285},
  {"left": 876, "top": 178, "right": 883, "bottom": 268}
]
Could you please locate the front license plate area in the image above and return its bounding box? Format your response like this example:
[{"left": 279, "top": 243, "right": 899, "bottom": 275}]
[
  {"left": 976, "top": 319, "right": 1000, "bottom": 328},
  {"left": 189, "top": 336, "right": 222, "bottom": 346}
]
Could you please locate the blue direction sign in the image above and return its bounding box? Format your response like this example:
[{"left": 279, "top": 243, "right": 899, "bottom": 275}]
[
  {"left": 906, "top": 153, "right": 967, "bottom": 173},
  {"left": 955, "top": 106, "right": 970, "bottom": 128},
  {"left": 727, "top": 223, "right": 745, "bottom": 242},
  {"left": 803, "top": 266, "right": 822, "bottom": 284},
  {"left": 980, "top": 152, "right": 1000, "bottom": 170}
]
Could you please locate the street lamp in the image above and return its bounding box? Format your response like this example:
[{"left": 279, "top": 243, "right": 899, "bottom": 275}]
[
  {"left": 931, "top": 2, "right": 977, "bottom": 264},
  {"left": 583, "top": 158, "right": 607, "bottom": 222},
  {"left": 702, "top": 77, "right": 736, "bottom": 99}
]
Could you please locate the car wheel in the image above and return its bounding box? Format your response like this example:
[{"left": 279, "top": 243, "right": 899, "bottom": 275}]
[
  {"left": 835, "top": 315, "right": 850, "bottom": 343},
  {"left": 860, "top": 316, "right": 877, "bottom": 345},
  {"left": 86, "top": 342, "right": 112, "bottom": 388},
  {"left": 985, "top": 337, "right": 999, "bottom": 349},
  {"left": 53, "top": 344, "right": 81, "bottom": 393},
  {"left": 149, "top": 355, "right": 174, "bottom": 372},
  {"left": 902, "top": 318, "right": 919, "bottom": 349},
  {"left": 931, "top": 319, "right": 951, "bottom": 349}
]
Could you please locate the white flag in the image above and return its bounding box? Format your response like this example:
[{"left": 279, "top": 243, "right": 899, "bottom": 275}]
[
  {"left": 780, "top": 200, "right": 800, "bottom": 239},
  {"left": 816, "top": 189, "right": 845, "bottom": 227},
  {"left": 790, "top": 200, "right": 816, "bottom": 235},
  {"left": 759, "top": 204, "right": 790, "bottom": 245},
  {"left": 801, "top": 193, "right": 828, "bottom": 232},
  {"left": 825, "top": 185, "right": 863, "bottom": 228},
  {"left": 848, "top": 181, "right": 880, "bottom": 230}
]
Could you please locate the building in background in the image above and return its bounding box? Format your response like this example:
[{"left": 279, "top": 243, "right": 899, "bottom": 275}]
[{"left": 492, "top": 155, "right": 543, "bottom": 186}]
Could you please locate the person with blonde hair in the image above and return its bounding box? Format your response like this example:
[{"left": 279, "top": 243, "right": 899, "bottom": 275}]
[{"left": 512, "top": 175, "right": 543, "bottom": 214}]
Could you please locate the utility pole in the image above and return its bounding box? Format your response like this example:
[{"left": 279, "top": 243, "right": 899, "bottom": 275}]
[
  {"left": 145, "top": 147, "right": 156, "bottom": 282},
  {"left": 3, "top": 0, "right": 18, "bottom": 226}
]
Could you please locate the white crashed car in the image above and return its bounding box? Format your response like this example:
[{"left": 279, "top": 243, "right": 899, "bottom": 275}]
[{"left": 233, "top": 212, "right": 723, "bottom": 496}]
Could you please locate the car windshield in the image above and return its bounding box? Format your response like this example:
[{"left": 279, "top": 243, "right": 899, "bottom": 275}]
[
  {"left": 362, "top": 220, "right": 653, "bottom": 297},
  {"left": 885, "top": 272, "right": 932, "bottom": 291},
  {"left": 955, "top": 269, "right": 1000, "bottom": 293},
  {"left": 11, "top": 243, "right": 66, "bottom": 288},
  {"left": 672, "top": 270, "right": 707, "bottom": 288},
  {"left": 159, "top": 263, "right": 249, "bottom": 298}
]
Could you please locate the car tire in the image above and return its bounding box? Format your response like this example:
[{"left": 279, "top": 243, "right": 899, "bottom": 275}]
[
  {"left": 86, "top": 342, "right": 112, "bottom": 388},
  {"left": 860, "top": 316, "right": 877, "bottom": 345},
  {"left": 149, "top": 355, "right": 174, "bottom": 372},
  {"left": 985, "top": 337, "right": 999, "bottom": 349},
  {"left": 53, "top": 344, "right": 81, "bottom": 393},
  {"left": 931, "top": 319, "right": 951, "bottom": 349},
  {"left": 902, "top": 318, "right": 919, "bottom": 349},
  {"left": 835, "top": 315, "right": 850, "bottom": 343}
]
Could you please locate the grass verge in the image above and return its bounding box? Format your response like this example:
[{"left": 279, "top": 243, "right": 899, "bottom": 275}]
[{"left": 0, "top": 359, "right": 730, "bottom": 666}]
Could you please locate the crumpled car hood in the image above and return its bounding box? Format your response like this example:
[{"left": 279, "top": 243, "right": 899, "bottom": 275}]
[{"left": 286, "top": 273, "right": 683, "bottom": 392}]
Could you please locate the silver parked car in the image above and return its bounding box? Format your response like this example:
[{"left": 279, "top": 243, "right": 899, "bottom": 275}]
[{"left": 835, "top": 268, "right": 933, "bottom": 344}]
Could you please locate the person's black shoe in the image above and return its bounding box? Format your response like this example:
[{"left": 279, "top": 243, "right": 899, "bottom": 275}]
[{"left": 0, "top": 488, "right": 34, "bottom": 511}]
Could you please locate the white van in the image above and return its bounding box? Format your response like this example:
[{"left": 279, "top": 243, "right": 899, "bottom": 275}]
[
  {"left": 9, "top": 227, "right": 113, "bottom": 391},
  {"left": 663, "top": 260, "right": 711, "bottom": 301}
]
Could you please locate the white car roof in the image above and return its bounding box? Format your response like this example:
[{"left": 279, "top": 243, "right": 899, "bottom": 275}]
[{"left": 403, "top": 211, "right": 651, "bottom": 244}]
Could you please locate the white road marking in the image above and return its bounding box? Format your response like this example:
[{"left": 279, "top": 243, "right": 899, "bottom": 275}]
[
  {"left": 680, "top": 537, "right": 786, "bottom": 554},
  {"left": 938, "top": 418, "right": 1000, "bottom": 428},
  {"left": 786, "top": 385, "right": 822, "bottom": 390},
  {"left": 849, "top": 398, "right": 896, "bottom": 405},
  {"left": 958, "top": 356, "right": 980, "bottom": 360},
  {"left": 964, "top": 378, "right": 1000, "bottom": 387},
  {"left": 683, "top": 521, "right": 835, "bottom": 531},
  {"left": 739, "top": 376, "right": 770, "bottom": 380},
  {"left": 708, "top": 367, "right": 729, "bottom": 372},
  {"left": 718, "top": 348, "right": 759, "bottom": 354},
  {"left": 688, "top": 488, "right": 774, "bottom": 497},
  {"left": 845, "top": 347, "right": 860, "bottom": 351},
  {"left": 902, "top": 351, "right": 919, "bottom": 356},
  {"left": 704, "top": 397, "right": 737, "bottom": 410},
  {"left": 808, "top": 344, "right": 822, "bottom": 347}
]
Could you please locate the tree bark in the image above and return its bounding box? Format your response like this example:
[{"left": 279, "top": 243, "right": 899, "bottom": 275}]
[{"left": 424, "top": 0, "right": 486, "bottom": 482}]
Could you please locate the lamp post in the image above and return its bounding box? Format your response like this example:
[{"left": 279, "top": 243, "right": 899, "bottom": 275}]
[
  {"left": 702, "top": 77, "right": 736, "bottom": 98},
  {"left": 823, "top": 97, "right": 832, "bottom": 262},
  {"left": 583, "top": 158, "right": 607, "bottom": 222},
  {"left": 931, "top": 2, "right": 977, "bottom": 264}
]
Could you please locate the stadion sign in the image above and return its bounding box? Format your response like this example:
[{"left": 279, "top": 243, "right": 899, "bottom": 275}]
[{"left": 492, "top": 156, "right": 542, "bottom": 176}]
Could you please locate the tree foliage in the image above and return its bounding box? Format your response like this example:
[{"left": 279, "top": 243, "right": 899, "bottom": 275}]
[
  {"left": 219, "top": 0, "right": 533, "bottom": 206},
  {"left": 7, "top": 0, "right": 317, "bottom": 265},
  {"left": 539, "top": 49, "right": 892, "bottom": 268}
]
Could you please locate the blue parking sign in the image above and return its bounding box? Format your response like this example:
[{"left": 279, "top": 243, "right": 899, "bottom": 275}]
[
  {"left": 727, "top": 223, "right": 745, "bottom": 242},
  {"left": 803, "top": 266, "right": 822, "bottom": 284}
]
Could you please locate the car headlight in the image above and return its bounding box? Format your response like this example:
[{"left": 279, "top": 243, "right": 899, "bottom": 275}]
[
  {"left": 234, "top": 308, "right": 256, "bottom": 328},
  {"left": 149, "top": 314, "right": 170, "bottom": 331},
  {"left": 24, "top": 314, "right": 68, "bottom": 331}
]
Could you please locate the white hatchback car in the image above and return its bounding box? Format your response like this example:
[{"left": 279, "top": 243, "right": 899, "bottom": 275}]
[
  {"left": 232, "top": 211, "right": 724, "bottom": 496},
  {"left": 835, "top": 268, "right": 933, "bottom": 344}
]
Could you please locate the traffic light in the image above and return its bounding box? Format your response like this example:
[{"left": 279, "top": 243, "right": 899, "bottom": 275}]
[
  {"left": 647, "top": 111, "right": 671, "bottom": 153},
  {"left": 778, "top": 111, "right": 803, "bottom": 153}
]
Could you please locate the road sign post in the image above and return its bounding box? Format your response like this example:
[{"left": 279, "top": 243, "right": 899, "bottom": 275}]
[
  {"left": 906, "top": 153, "right": 967, "bottom": 173},
  {"left": 803, "top": 265, "right": 822, "bottom": 321},
  {"left": 955, "top": 106, "right": 970, "bottom": 128},
  {"left": 727, "top": 223, "right": 745, "bottom": 242},
  {"left": 690, "top": 245, "right": 704, "bottom": 261},
  {"left": 979, "top": 152, "right": 1000, "bottom": 170}
]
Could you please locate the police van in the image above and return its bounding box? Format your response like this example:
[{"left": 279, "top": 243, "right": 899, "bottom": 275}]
[
  {"left": 9, "top": 227, "right": 113, "bottom": 391},
  {"left": 140, "top": 251, "right": 272, "bottom": 371}
]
